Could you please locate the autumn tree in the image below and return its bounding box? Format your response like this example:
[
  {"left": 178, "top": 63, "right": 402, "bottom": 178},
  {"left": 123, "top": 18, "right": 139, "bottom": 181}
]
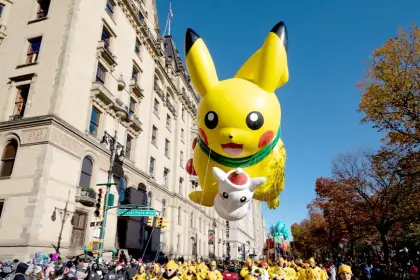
[
  {"left": 332, "top": 149, "right": 420, "bottom": 262},
  {"left": 358, "top": 24, "right": 420, "bottom": 149},
  {"left": 358, "top": 24, "right": 420, "bottom": 181},
  {"left": 312, "top": 177, "right": 371, "bottom": 258}
]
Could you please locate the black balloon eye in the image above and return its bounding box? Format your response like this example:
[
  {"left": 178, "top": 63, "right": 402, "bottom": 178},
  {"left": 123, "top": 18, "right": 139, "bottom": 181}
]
[
  {"left": 205, "top": 111, "right": 218, "bottom": 129},
  {"left": 222, "top": 192, "right": 229, "bottom": 199},
  {"left": 240, "top": 196, "right": 247, "bottom": 203},
  {"left": 246, "top": 111, "right": 264, "bottom": 130}
]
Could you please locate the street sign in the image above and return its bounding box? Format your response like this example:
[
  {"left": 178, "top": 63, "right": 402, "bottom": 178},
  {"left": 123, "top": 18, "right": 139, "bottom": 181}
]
[{"left": 117, "top": 209, "right": 157, "bottom": 217}]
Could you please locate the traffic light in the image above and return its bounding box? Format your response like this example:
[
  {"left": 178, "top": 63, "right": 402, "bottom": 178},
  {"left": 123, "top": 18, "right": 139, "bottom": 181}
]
[
  {"left": 88, "top": 240, "right": 101, "bottom": 254},
  {"left": 147, "top": 216, "right": 154, "bottom": 227},
  {"left": 156, "top": 217, "right": 163, "bottom": 228},
  {"left": 161, "top": 218, "right": 168, "bottom": 228},
  {"left": 94, "top": 188, "right": 103, "bottom": 218}
]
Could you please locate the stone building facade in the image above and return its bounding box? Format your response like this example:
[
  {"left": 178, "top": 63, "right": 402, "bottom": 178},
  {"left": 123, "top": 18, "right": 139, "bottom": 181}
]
[{"left": 0, "top": 0, "right": 266, "bottom": 260}]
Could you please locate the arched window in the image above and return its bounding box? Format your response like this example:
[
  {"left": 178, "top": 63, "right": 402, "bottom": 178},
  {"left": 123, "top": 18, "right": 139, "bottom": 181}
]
[
  {"left": 161, "top": 199, "right": 166, "bottom": 216},
  {"left": 178, "top": 206, "right": 181, "bottom": 225},
  {"left": 0, "top": 139, "right": 18, "bottom": 177},
  {"left": 79, "top": 157, "right": 93, "bottom": 187},
  {"left": 190, "top": 212, "right": 194, "bottom": 228}
]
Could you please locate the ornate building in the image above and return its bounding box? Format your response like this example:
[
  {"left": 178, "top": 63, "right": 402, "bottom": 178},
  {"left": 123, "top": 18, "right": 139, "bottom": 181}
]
[{"left": 0, "top": 0, "right": 265, "bottom": 260}]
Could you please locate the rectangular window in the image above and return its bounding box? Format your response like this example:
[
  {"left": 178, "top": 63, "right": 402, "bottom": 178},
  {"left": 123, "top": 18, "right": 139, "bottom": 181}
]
[
  {"left": 132, "top": 65, "right": 139, "bottom": 79},
  {"left": 96, "top": 63, "right": 106, "bottom": 83},
  {"left": 166, "top": 114, "right": 171, "bottom": 130},
  {"left": 181, "top": 128, "right": 184, "bottom": 142},
  {"left": 153, "top": 99, "right": 159, "bottom": 116},
  {"left": 0, "top": 4, "right": 4, "bottom": 18},
  {"left": 89, "top": 107, "right": 100, "bottom": 136},
  {"left": 151, "top": 126, "right": 157, "bottom": 145},
  {"left": 135, "top": 39, "right": 141, "bottom": 54},
  {"left": 180, "top": 151, "right": 184, "bottom": 167},
  {"left": 13, "top": 84, "right": 30, "bottom": 119},
  {"left": 37, "top": 0, "right": 50, "bottom": 19},
  {"left": 70, "top": 211, "right": 87, "bottom": 247},
  {"left": 163, "top": 168, "right": 169, "bottom": 187},
  {"left": 129, "top": 97, "right": 136, "bottom": 116},
  {"left": 105, "top": 0, "right": 114, "bottom": 17},
  {"left": 149, "top": 157, "right": 155, "bottom": 177},
  {"left": 126, "top": 135, "right": 132, "bottom": 159},
  {"left": 101, "top": 27, "right": 112, "bottom": 50},
  {"left": 179, "top": 177, "right": 183, "bottom": 195},
  {"left": 181, "top": 108, "right": 185, "bottom": 121},
  {"left": 26, "top": 37, "right": 42, "bottom": 64},
  {"left": 164, "top": 139, "right": 170, "bottom": 157}
]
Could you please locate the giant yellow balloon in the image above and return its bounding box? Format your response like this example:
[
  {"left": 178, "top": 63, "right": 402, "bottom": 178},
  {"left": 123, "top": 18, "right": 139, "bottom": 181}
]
[{"left": 184, "top": 21, "right": 289, "bottom": 209}]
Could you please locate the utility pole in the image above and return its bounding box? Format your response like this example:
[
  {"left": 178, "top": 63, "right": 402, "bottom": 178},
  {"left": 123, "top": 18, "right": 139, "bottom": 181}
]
[
  {"left": 52, "top": 191, "right": 74, "bottom": 254},
  {"left": 97, "top": 131, "right": 124, "bottom": 264}
]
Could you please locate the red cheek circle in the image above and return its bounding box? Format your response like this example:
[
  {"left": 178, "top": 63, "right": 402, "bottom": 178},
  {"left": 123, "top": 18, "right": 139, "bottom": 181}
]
[
  {"left": 198, "top": 128, "right": 208, "bottom": 146},
  {"left": 192, "top": 137, "right": 198, "bottom": 149},
  {"left": 258, "top": 131, "right": 274, "bottom": 148},
  {"left": 186, "top": 158, "right": 196, "bottom": 175}
]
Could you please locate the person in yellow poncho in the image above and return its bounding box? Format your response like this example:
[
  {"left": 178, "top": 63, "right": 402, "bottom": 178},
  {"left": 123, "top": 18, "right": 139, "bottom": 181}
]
[
  {"left": 294, "top": 259, "right": 306, "bottom": 280},
  {"left": 160, "top": 261, "right": 180, "bottom": 280},
  {"left": 306, "top": 258, "right": 323, "bottom": 280},
  {"left": 195, "top": 262, "right": 207, "bottom": 280},
  {"left": 240, "top": 258, "right": 258, "bottom": 280},
  {"left": 150, "top": 263, "right": 162, "bottom": 279},
  {"left": 268, "top": 258, "right": 286, "bottom": 280},
  {"left": 284, "top": 261, "right": 297, "bottom": 280},
  {"left": 205, "top": 261, "right": 222, "bottom": 280},
  {"left": 337, "top": 265, "right": 352, "bottom": 280},
  {"left": 177, "top": 262, "right": 186, "bottom": 279},
  {"left": 185, "top": 265, "right": 197, "bottom": 280},
  {"left": 133, "top": 266, "right": 147, "bottom": 280}
]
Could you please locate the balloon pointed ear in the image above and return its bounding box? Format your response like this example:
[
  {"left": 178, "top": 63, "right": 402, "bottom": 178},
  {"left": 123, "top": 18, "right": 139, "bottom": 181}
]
[
  {"left": 250, "top": 177, "right": 266, "bottom": 191},
  {"left": 185, "top": 28, "right": 219, "bottom": 97},
  {"left": 212, "top": 167, "right": 227, "bottom": 182},
  {"left": 236, "top": 22, "right": 289, "bottom": 92}
]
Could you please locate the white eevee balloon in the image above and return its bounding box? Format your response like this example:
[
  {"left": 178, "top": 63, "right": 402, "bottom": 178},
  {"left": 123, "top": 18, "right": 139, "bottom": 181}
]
[{"left": 212, "top": 167, "right": 266, "bottom": 221}]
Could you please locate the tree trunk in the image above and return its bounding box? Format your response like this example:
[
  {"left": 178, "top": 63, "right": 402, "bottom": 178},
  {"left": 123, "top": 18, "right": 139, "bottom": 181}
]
[{"left": 380, "top": 231, "right": 390, "bottom": 263}]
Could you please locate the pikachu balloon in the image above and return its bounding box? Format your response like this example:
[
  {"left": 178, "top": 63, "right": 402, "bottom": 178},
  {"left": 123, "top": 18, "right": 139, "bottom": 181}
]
[{"left": 184, "top": 21, "right": 289, "bottom": 210}]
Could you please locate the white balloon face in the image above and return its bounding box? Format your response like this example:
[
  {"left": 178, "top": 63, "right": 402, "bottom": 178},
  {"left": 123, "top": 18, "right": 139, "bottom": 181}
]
[{"left": 212, "top": 167, "right": 266, "bottom": 221}]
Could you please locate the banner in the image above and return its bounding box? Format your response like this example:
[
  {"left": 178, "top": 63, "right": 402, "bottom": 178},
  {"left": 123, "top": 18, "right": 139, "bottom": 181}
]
[{"left": 208, "top": 229, "right": 215, "bottom": 245}]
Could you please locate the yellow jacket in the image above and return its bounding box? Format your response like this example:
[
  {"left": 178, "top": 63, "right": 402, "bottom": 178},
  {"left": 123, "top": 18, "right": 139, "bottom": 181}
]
[
  {"left": 284, "top": 267, "right": 297, "bottom": 280},
  {"left": 205, "top": 270, "right": 223, "bottom": 280},
  {"left": 240, "top": 266, "right": 258, "bottom": 280},
  {"left": 133, "top": 272, "right": 147, "bottom": 280},
  {"left": 268, "top": 265, "right": 285, "bottom": 280},
  {"left": 306, "top": 267, "right": 322, "bottom": 280},
  {"left": 295, "top": 266, "right": 306, "bottom": 280}
]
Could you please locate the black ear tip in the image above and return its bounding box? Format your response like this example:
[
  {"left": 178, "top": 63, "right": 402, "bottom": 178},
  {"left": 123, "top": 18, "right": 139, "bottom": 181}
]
[
  {"left": 270, "top": 21, "right": 288, "bottom": 52},
  {"left": 185, "top": 28, "right": 201, "bottom": 55}
]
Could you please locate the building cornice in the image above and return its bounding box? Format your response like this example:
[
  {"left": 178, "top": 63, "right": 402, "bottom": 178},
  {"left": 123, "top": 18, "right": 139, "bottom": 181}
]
[{"left": 117, "top": 0, "right": 163, "bottom": 59}]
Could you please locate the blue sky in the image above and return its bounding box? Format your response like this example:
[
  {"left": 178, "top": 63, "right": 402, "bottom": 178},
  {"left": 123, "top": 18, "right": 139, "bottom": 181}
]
[{"left": 156, "top": 0, "right": 420, "bottom": 234}]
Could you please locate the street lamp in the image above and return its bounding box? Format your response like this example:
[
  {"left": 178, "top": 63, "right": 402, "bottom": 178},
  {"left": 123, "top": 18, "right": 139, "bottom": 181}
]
[{"left": 96, "top": 130, "right": 125, "bottom": 264}]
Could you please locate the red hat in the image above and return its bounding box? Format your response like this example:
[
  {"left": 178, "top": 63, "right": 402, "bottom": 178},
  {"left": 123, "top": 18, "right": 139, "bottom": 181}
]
[{"left": 228, "top": 169, "right": 248, "bottom": 185}]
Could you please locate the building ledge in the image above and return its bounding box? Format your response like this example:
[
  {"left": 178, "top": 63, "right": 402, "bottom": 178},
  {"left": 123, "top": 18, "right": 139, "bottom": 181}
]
[
  {"left": 97, "top": 41, "right": 118, "bottom": 67},
  {"left": 129, "top": 77, "right": 144, "bottom": 100},
  {"left": 28, "top": 16, "right": 48, "bottom": 25},
  {"left": 16, "top": 62, "right": 38, "bottom": 69}
]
